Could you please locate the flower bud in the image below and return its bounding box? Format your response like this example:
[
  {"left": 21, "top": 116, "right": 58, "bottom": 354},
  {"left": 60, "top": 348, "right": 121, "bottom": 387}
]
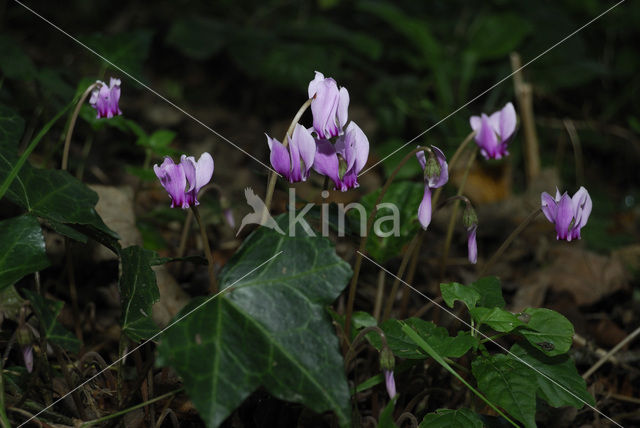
[
  {"left": 463, "top": 204, "right": 478, "bottom": 228},
  {"left": 424, "top": 152, "right": 442, "bottom": 182},
  {"left": 379, "top": 346, "right": 395, "bottom": 372}
]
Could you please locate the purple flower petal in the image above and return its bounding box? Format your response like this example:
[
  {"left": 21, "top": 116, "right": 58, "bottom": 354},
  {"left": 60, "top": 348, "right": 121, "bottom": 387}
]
[
  {"left": 476, "top": 114, "right": 500, "bottom": 159},
  {"left": 555, "top": 192, "right": 574, "bottom": 241},
  {"left": 348, "top": 122, "right": 369, "bottom": 176},
  {"left": 292, "top": 124, "right": 315, "bottom": 181},
  {"left": 499, "top": 102, "right": 517, "bottom": 142},
  {"left": 469, "top": 115, "right": 482, "bottom": 133},
  {"left": 467, "top": 224, "right": 478, "bottom": 264},
  {"left": 267, "top": 134, "right": 291, "bottom": 180},
  {"left": 418, "top": 185, "right": 432, "bottom": 229},
  {"left": 313, "top": 139, "right": 341, "bottom": 190},
  {"left": 384, "top": 370, "right": 397, "bottom": 399},
  {"left": 90, "top": 78, "right": 122, "bottom": 119},
  {"left": 429, "top": 145, "right": 449, "bottom": 188},
  {"left": 154, "top": 157, "right": 188, "bottom": 209},
  {"left": 540, "top": 192, "right": 558, "bottom": 223},
  {"left": 572, "top": 186, "right": 592, "bottom": 230},
  {"left": 337, "top": 86, "right": 350, "bottom": 130},
  {"left": 416, "top": 149, "right": 427, "bottom": 170}
]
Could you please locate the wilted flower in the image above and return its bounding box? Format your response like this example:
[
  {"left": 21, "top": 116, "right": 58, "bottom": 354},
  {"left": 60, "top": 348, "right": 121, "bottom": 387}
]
[
  {"left": 313, "top": 122, "right": 369, "bottom": 191},
  {"left": 89, "top": 78, "right": 122, "bottom": 119},
  {"left": 307, "top": 71, "right": 349, "bottom": 139},
  {"left": 383, "top": 370, "right": 397, "bottom": 399},
  {"left": 267, "top": 124, "right": 316, "bottom": 183},
  {"left": 154, "top": 152, "right": 214, "bottom": 209},
  {"left": 541, "top": 186, "right": 592, "bottom": 241},
  {"left": 469, "top": 102, "right": 516, "bottom": 160},
  {"left": 416, "top": 146, "right": 448, "bottom": 229}
]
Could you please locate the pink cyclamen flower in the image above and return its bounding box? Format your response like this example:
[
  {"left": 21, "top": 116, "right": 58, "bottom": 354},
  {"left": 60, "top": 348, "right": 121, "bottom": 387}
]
[
  {"left": 267, "top": 124, "right": 316, "bottom": 183},
  {"left": 313, "top": 121, "right": 369, "bottom": 191},
  {"left": 308, "top": 71, "right": 349, "bottom": 139},
  {"left": 469, "top": 102, "right": 516, "bottom": 160},
  {"left": 154, "top": 153, "right": 214, "bottom": 209},
  {"left": 89, "top": 78, "right": 122, "bottom": 119},
  {"left": 541, "top": 187, "right": 592, "bottom": 241},
  {"left": 383, "top": 370, "right": 397, "bottom": 399},
  {"left": 416, "top": 146, "right": 448, "bottom": 229}
]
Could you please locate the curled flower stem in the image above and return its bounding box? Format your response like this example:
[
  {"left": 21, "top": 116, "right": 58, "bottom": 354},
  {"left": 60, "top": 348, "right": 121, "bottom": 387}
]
[
  {"left": 263, "top": 98, "right": 313, "bottom": 217},
  {"left": 439, "top": 147, "right": 477, "bottom": 279},
  {"left": 62, "top": 82, "right": 99, "bottom": 171},
  {"left": 191, "top": 205, "right": 218, "bottom": 294},
  {"left": 344, "top": 326, "right": 388, "bottom": 371},
  {"left": 344, "top": 146, "right": 429, "bottom": 341},
  {"left": 478, "top": 207, "right": 542, "bottom": 278}
]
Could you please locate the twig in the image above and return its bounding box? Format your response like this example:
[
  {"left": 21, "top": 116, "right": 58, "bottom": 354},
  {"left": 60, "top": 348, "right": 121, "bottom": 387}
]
[
  {"left": 510, "top": 52, "right": 540, "bottom": 185},
  {"left": 583, "top": 325, "right": 640, "bottom": 379}
]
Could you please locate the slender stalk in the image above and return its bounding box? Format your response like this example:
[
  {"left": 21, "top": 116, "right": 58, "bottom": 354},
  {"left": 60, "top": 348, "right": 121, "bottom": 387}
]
[
  {"left": 0, "top": 363, "right": 11, "bottom": 428},
  {"left": 263, "top": 98, "right": 313, "bottom": 216},
  {"left": 478, "top": 207, "right": 542, "bottom": 277},
  {"left": 563, "top": 119, "right": 584, "bottom": 186},
  {"left": 0, "top": 100, "right": 74, "bottom": 201},
  {"left": 373, "top": 269, "right": 386, "bottom": 321},
  {"left": 191, "top": 205, "right": 218, "bottom": 294},
  {"left": 62, "top": 83, "right": 99, "bottom": 171},
  {"left": 344, "top": 146, "right": 429, "bottom": 340},
  {"left": 382, "top": 234, "right": 420, "bottom": 321},
  {"left": 439, "top": 147, "right": 477, "bottom": 279},
  {"left": 79, "top": 389, "right": 183, "bottom": 427}
]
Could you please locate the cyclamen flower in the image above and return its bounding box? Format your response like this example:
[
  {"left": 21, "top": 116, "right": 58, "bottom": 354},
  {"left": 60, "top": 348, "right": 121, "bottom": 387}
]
[
  {"left": 541, "top": 187, "right": 592, "bottom": 241},
  {"left": 313, "top": 121, "right": 369, "bottom": 191},
  {"left": 416, "top": 146, "right": 448, "bottom": 229},
  {"left": 383, "top": 370, "right": 397, "bottom": 399},
  {"left": 308, "top": 71, "right": 349, "bottom": 139},
  {"left": 89, "top": 78, "right": 122, "bottom": 119},
  {"left": 267, "top": 124, "right": 316, "bottom": 183},
  {"left": 469, "top": 102, "right": 516, "bottom": 160},
  {"left": 154, "top": 152, "right": 214, "bottom": 209},
  {"left": 467, "top": 225, "right": 478, "bottom": 264}
]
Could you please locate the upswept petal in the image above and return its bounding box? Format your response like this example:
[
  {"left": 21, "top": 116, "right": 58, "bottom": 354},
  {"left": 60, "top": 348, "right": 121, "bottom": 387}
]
[
  {"left": 311, "top": 77, "right": 340, "bottom": 139},
  {"left": 418, "top": 184, "right": 433, "bottom": 230},
  {"left": 476, "top": 114, "right": 500, "bottom": 159},
  {"left": 313, "top": 140, "right": 342, "bottom": 190},
  {"left": 469, "top": 115, "right": 482, "bottom": 133},
  {"left": 540, "top": 192, "right": 558, "bottom": 223},
  {"left": 572, "top": 186, "right": 592, "bottom": 229},
  {"left": 154, "top": 158, "right": 187, "bottom": 209},
  {"left": 267, "top": 135, "right": 291, "bottom": 179},
  {"left": 307, "top": 71, "right": 324, "bottom": 99},
  {"left": 416, "top": 148, "right": 427, "bottom": 170},
  {"left": 288, "top": 130, "right": 302, "bottom": 182},
  {"left": 499, "top": 102, "right": 517, "bottom": 141},
  {"left": 180, "top": 155, "right": 197, "bottom": 192},
  {"left": 291, "top": 124, "right": 315, "bottom": 180},
  {"left": 337, "top": 87, "right": 350, "bottom": 129},
  {"left": 555, "top": 193, "right": 574, "bottom": 241},
  {"left": 430, "top": 145, "right": 449, "bottom": 188},
  {"left": 348, "top": 121, "right": 369, "bottom": 175},
  {"left": 194, "top": 152, "right": 214, "bottom": 192}
]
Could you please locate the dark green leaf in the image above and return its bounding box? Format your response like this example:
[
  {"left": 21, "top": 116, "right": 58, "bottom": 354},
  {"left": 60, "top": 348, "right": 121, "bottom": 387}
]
[
  {"left": 354, "top": 181, "right": 424, "bottom": 263},
  {"left": 378, "top": 397, "right": 399, "bottom": 428},
  {"left": 470, "top": 307, "right": 524, "bottom": 333},
  {"left": 518, "top": 308, "right": 574, "bottom": 356},
  {"left": 419, "top": 408, "right": 484, "bottom": 428},
  {"left": 21, "top": 289, "right": 80, "bottom": 353},
  {"left": 440, "top": 282, "right": 480, "bottom": 311},
  {"left": 472, "top": 354, "right": 536, "bottom": 428},
  {"left": 510, "top": 342, "right": 594, "bottom": 408},
  {"left": 43, "top": 219, "right": 88, "bottom": 243},
  {"left": 157, "top": 216, "right": 352, "bottom": 427},
  {"left": 0, "top": 285, "right": 26, "bottom": 320},
  {"left": 0, "top": 215, "right": 49, "bottom": 291},
  {"left": 0, "top": 105, "right": 25, "bottom": 144},
  {"left": 470, "top": 276, "right": 505, "bottom": 308},
  {"left": 0, "top": 35, "right": 37, "bottom": 80},
  {"left": 369, "top": 318, "right": 477, "bottom": 359},
  {"left": 119, "top": 246, "right": 160, "bottom": 341},
  {"left": 80, "top": 30, "right": 153, "bottom": 79},
  {"left": 467, "top": 13, "right": 533, "bottom": 60},
  {"left": 166, "top": 17, "right": 228, "bottom": 60}
]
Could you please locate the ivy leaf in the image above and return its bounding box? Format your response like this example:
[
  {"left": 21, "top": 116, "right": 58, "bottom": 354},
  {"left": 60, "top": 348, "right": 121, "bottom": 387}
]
[
  {"left": 369, "top": 318, "right": 477, "bottom": 359},
  {"left": 0, "top": 105, "right": 25, "bottom": 144},
  {"left": 472, "top": 354, "right": 537, "bottom": 428},
  {"left": 354, "top": 181, "right": 424, "bottom": 263},
  {"left": 518, "top": 308, "right": 574, "bottom": 356},
  {"left": 510, "top": 342, "right": 594, "bottom": 408},
  {"left": 21, "top": 289, "right": 80, "bottom": 353},
  {"left": 157, "top": 216, "right": 352, "bottom": 427},
  {"left": 470, "top": 307, "right": 524, "bottom": 333},
  {"left": 0, "top": 215, "right": 50, "bottom": 291},
  {"left": 470, "top": 276, "right": 505, "bottom": 308},
  {"left": 440, "top": 282, "right": 480, "bottom": 311},
  {"left": 419, "top": 408, "right": 484, "bottom": 428},
  {"left": 119, "top": 246, "right": 160, "bottom": 341}
]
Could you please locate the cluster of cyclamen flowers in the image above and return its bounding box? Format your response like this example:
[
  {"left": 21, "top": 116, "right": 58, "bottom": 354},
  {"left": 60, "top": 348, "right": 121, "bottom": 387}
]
[{"left": 267, "top": 71, "right": 370, "bottom": 191}]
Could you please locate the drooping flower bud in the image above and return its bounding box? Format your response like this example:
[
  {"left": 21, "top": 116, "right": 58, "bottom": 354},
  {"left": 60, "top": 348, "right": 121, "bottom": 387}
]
[
  {"left": 379, "top": 346, "right": 395, "bottom": 372},
  {"left": 462, "top": 204, "right": 478, "bottom": 229},
  {"left": 416, "top": 146, "right": 448, "bottom": 229}
]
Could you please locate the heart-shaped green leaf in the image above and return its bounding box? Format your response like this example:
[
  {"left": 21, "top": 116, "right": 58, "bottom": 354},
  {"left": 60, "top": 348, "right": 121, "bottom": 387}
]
[
  {"left": 518, "top": 308, "right": 574, "bottom": 356},
  {"left": 21, "top": 289, "right": 80, "bottom": 353},
  {"left": 470, "top": 276, "right": 505, "bottom": 308},
  {"left": 440, "top": 282, "right": 480, "bottom": 311},
  {"left": 419, "top": 408, "right": 484, "bottom": 428},
  {"left": 0, "top": 215, "right": 50, "bottom": 291},
  {"left": 470, "top": 307, "right": 524, "bottom": 333},
  {"left": 157, "top": 216, "right": 352, "bottom": 427},
  {"left": 119, "top": 246, "right": 160, "bottom": 341}
]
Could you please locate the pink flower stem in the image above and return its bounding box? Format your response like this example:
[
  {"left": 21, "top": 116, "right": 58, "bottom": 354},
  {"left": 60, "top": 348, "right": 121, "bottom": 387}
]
[{"left": 191, "top": 205, "right": 218, "bottom": 294}]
